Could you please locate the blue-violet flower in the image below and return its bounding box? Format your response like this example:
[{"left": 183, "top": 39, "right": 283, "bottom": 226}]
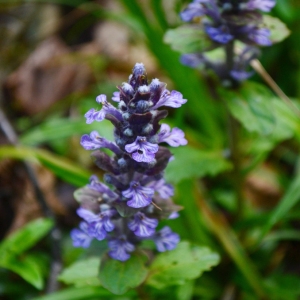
[
  {"left": 71, "top": 63, "right": 186, "bottom": 261},
  {"left": 179, "top": 0, "right": 276, "bottom": 83}
]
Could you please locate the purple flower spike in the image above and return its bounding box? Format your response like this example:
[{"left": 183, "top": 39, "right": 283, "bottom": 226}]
[
  {"left": 108, "top": 237, "right": 135, "bottom": 261},
  {"left": 152, "top": 90, "right": 187, "bottom": 109},
  {"left": 205, "top": 25, "right": 234, "bottom": 44},
  {"left": 77, "top": 207, "right": 115, "bottom": 240},
  {"left": 125, "top": 136, "right": 159, "bottom": 163},
  {"left": 180, "top": 1, "right": 206, "bottom": 22},
  {"left": 128, "top": 212, "right": 158, "bottom": 237},
  {"left": 154, "top": 226, "right": 180, "bottom": 252},
  {"left": 158, "top": 124, "right": 188, "bottom": 147},
  {"left": 71, "top": 222, "right": 93, "bottom": 248},
  {"left": 122, "top": 181, "right": 154, "bottom": 208},
  {"left": 73, "top": 63, "right": 185, "bottom": 260},
  {"left": 246, "top": 0, "right": 276, "bottom": 12}
]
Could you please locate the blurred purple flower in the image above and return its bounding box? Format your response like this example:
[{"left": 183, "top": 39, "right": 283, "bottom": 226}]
[
  {"left": 205, "top": 25, "right": 234, "bottom": 44},
  {"left": 246, "top": 0, "right": 276, "bottom": 12},
  {"left": 152, "top": 90, "right": 187, "bottom": 109},
  {"left": 180, "top": 53, "right": 204, "bottom": 68},
  {"left": 154, "top": 226, "right": 180, "bottom": 252},
  {"left": 85, "top": 94, "right": 122, "bottom": 124},
  {"left": 84, "top": 108, "right": 106, "bottom": 124},
  {"left": 180, "top": 0, "right": 207, "bottom": 22},
  {"left": 148, "top": 178, "right": 174, "bottom": 199},
  {"left": 80, "top": 131, "right": 121, "bottom": 154},
  {"left": 128, "top": 212, "right": 158, "bottom": 237},
  {"left": 125, "top": 136, "right": 159, "bottom": 163},
  {"left": 230, "top": 69, "right": 254, "bottom": 81},
  {"left": 248, "top": 28, "right": 272, "bottom": 46},
  {"left": 71, "top": 222, "right": 93, "bottom": 248},
  {"left": 112, "top": 91, "right": 120, "bottom": 102},
  {"left": 77, "top": 207, "right": 115, "bottom": 240},
  {"left": 108, "top": 237, "right": 135, "bottom": 261},
  {"left": 88, "top": 175, "right": 118, "bottom": 200},
  {"left": 168, "top": 212, "right": 180, "bottom": 219},
  {"left": 122, "top": 181, "right": 154, "bottom": 208},
  {"left": 158, "top": 124, "right": 187, "bottom": 147}
]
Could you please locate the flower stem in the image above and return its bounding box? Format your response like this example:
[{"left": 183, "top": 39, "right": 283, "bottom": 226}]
[
  {"left": 225, "top": 41, "right": 234, "bottom": 75},
  {"left": 224, "top": 41, "right": 244, "bottom": 218},
  {"left": 227, "top": 112, "right": 244, "bottom": 218}
]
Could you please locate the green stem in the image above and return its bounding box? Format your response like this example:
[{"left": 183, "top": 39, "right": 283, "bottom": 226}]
[
  {"left": 224, "top": 41, "right": 244, "bottom": 218},
  {"left": 225, "top": 41, "right": 234, "bottom": 72},
  {"left": 227, "top": 113, "right": 244, "bottom": 218}
]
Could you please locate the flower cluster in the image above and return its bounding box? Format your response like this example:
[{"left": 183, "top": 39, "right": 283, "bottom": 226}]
[
  {"left": 71, "top": 63, "right": 187, "bottom": 261},
  {"left": 180, "top": 0, "right": 276, "bottom": 83}
]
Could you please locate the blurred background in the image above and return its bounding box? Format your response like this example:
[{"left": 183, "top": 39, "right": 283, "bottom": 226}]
[{"left": 1, "top": 0, "right": 300, "bottom": 299}]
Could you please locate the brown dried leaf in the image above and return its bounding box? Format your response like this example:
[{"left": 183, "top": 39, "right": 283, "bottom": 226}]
[
  {"left": 5, "top": 36, "right": 93, "bottom": 115},
  {"left": 244, "top": 164, "right": 282, "bottom": 210}
]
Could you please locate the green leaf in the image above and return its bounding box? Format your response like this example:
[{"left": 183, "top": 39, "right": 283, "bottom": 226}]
[
  {"left": 260, "top": 172, "right": 300, "bottom": 239},
  {"left": 32, "top": 286, "right": 117, "bottom": 300},
  {"left": 263, "top": 15, "right": 290, "bottom": 44},
  {"left": 240, "top": 93, "right": 300, "bottom": 157},
  {"left": 58, "top": 257, "right": 101, "bottom": 287},
  {"left": 176, "top": 280, "right": 194, "bottom": 300},
  {"left": 99, "top": 253, "right": 148, "bottom": 295},
  {"left": 0, "top": 218, "right": 53, "bottom": 289},
  {"left": 204, "top": 47, "right": 225, "bottom": 62},
  {"left": 147, "top": 241, "right": 220, "bottom": 289},
  {"left": 263, "top": 229, "right": 300, "bottom": 243},
  {"left": 164, "top": 25, "right": 214, "bottom": 54},
  {"left": 265, "top": 274, "right": 300, "bottom": 300},
  {"left": 0, "top": 218, "right": 53, "bottom": 256},
  {"left": 35, "top": 149, "right": 90, "bottom": 186},
  {"left": 221, "top": 82, "right": 276, "bottom": 135},
  {"left": 269, "top": 97, "right": 300, "bottom": 142},
  {"left": 165, "top": 146, "right": 232, "bottom": 183},
  {"left": 0, "top": 254, "right": 44, "bottom": 290},
  {"left": 20, "top": 118, "right": 114, "bottom": 146},
  {"left": 0, "top": 146, "right": 90, "bottom": 187}
]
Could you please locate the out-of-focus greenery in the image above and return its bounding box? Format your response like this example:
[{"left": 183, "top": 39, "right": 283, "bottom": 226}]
[{"left": 1, "top": 0, "right": 300, "bottom": 299}]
